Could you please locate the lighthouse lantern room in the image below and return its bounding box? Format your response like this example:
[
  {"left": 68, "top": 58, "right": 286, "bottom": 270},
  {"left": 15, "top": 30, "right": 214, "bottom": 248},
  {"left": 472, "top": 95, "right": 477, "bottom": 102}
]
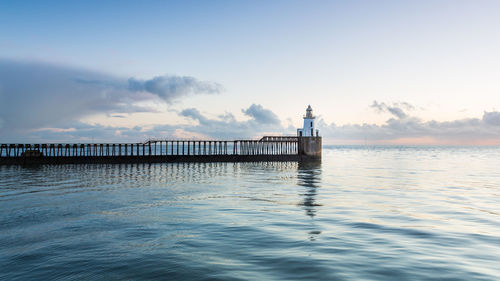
[{"left": 297, "top": 105, "right": 319, "bottom": 137}]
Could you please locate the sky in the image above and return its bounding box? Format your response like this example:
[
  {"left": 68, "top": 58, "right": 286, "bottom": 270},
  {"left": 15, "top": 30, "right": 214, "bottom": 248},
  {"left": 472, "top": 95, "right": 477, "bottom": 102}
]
[{"left": 1, "top": 0, "right": 500, "bottom": 144}]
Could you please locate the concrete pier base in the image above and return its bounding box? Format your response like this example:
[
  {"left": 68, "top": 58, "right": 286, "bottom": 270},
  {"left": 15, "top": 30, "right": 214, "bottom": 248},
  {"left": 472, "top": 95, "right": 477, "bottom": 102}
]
[{"left": 298, "top": 137, "right": 322, "bottom": 161}]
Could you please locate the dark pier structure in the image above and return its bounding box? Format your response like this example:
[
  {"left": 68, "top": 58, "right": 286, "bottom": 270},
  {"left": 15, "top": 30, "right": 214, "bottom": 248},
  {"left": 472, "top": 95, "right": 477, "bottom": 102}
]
[{"left": 0, "top": 136, "right": 321, "bottom": 165}]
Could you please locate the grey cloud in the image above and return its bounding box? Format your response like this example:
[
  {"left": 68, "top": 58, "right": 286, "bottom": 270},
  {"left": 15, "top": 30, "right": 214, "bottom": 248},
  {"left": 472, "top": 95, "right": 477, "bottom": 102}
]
[
  {"left": 29, "top": 123, "right": 176, "bottom": 143},
  {"left": 482, "top": 111, "right": 500, "bottom": 126},
  {"left": 128, "top": 75, "right": 223, "bottom": 103},
  {"left": 180, "top": 108, "right": 208, "bottom": 125},
  {"left": 371, "top": 100, "right": 411, "bottom": 119},
  {"left": 5, "top": 104, "right": 286, "bottom": 143},
  {"left": 0, "top": 60, "right": 130, "bottom": 133},
  {"left": 217, "top": 112, "right": 237, "bottom": 122},
  {"left": 320, "top": 110, "right": 500, "bottom": 143},
  {"left": 0, "top": 120, "right": 180, "bottom": 144},
  {"left": 180, "top": 104, "right": 285, "bottom": 139},
  {"left": 0, "top": 59, "right": 222, "bottom": 135},
  {"left": 242, "top": 104, "right": 281, "bottom": 125},
  {"left": 3, "top": 92, "right": 500, "bottom": 145},
  {"left": 393, "top": 102, "right": 415, "bottom": 111}
]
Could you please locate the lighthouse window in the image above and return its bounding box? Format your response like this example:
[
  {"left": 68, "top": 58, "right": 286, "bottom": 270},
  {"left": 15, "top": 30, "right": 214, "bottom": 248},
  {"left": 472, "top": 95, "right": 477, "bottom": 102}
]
[{"left": 310, "top": 122, "right": 313, "bottom": 127}]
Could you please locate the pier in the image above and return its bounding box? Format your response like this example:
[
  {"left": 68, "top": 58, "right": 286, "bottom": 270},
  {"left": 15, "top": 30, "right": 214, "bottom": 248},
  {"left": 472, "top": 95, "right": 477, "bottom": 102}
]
[
  {"left": 0, "top": 136, "right": 321, "bottom": 165},
  {"left": 0, "top": 106, "right": 322, "bottom": 165}
]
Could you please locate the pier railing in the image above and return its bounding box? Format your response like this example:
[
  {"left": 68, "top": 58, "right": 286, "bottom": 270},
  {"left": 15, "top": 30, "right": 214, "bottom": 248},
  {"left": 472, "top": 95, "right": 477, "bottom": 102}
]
[{"left": 0, "top": 136, "right": 299, "bottom": 158}]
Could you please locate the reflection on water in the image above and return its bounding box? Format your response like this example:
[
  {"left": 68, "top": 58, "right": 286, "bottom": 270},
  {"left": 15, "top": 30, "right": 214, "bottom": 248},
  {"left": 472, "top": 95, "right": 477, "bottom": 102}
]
[
  {"left": 1, "top": 147, "right": 500, "bottom": 280},
  {"left": 297, "top": 161, "right": 322, "bottom": 218},
  {"left": 297, "top": 161, "right": 322, "bottom": 241}
]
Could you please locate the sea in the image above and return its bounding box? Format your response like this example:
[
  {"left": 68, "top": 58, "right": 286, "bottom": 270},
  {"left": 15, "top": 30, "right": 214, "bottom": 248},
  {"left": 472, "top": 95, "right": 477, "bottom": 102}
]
[{"left": 0, "top": 146, "right": 499, "bottom": 280}]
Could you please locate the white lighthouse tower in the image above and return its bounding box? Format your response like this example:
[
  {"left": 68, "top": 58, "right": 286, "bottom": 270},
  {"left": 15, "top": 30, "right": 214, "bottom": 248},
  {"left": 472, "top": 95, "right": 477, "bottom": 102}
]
[{"left": 297, "top": 105, "right": 319, "bottom": 137}]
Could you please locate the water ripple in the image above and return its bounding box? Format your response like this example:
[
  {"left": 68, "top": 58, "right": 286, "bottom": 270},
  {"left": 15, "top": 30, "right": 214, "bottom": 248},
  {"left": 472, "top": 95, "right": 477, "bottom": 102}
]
[{"left": 1, "top": 147, "right": 499, "bottom": 280}]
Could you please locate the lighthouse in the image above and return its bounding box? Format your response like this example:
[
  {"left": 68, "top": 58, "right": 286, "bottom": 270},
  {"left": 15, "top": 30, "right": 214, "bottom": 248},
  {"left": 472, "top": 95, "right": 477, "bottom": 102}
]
[
  {"left": 296, "top": 105, "right": 322, "bottom": 160},
  {"left": 297, "top": 105, "right": 319, "bottom": 137}
]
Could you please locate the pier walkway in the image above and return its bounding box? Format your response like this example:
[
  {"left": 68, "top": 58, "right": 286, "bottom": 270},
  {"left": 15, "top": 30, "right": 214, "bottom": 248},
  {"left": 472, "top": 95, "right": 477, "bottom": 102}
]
[{"left": 0, "top": 136, "right": 321, "bottom": 165}]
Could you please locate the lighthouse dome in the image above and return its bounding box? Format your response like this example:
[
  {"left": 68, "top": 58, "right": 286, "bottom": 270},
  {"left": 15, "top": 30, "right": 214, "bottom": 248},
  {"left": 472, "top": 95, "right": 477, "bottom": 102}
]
[{"left": 305, "top": 105, "right": 313, "bottom": 118}]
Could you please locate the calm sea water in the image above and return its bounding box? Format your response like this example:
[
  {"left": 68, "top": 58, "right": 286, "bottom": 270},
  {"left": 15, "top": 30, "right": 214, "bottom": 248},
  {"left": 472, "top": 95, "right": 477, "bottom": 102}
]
[{"left": 0, "top": 146, "right": 499, "bottom": 280}]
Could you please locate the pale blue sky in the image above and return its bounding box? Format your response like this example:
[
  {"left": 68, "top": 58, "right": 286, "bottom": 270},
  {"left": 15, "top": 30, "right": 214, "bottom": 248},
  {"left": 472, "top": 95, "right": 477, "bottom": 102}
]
[{"left": 1, "top": 0, "right": 500, "bottom": 144}]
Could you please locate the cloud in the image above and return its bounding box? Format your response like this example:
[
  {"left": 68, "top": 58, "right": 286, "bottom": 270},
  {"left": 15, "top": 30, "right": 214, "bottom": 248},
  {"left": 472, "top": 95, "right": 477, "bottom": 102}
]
[
  {"left": 5, "top": 103, "right": 500, "bottom": 145},
  {"left": 180, "top": 108, "right": 208, "bottom": 125},
  {"left": 4, "top": 121, "right": 179, "bottom": 143},
  {"left": 34, "top": 102, "right": 500, "bottom": 145},
  {"left": 128, "top": 76, "right": 223, "bottom": 103},
  {"left": 482, "top": 111, "right": 500, "bottom": 126},
  {"left": 370, "top": 100, "right": 413, "bottom": 119},
  {"left": 0, "top": 59, "right": 222, "bottom": 134},
  {"left": 242, "top": 104, "right": 281, "bottom": 125},
  {"left": 320, "top": 108, "right": 500, "bottom": 144},
  {"left": 180, "top": 104, "right": 285, "bottom": 139},
  {"left": 1, "top": 64, "right": 499, "bottom": 146},
  {"left": 0, "top": 104, "right": 285, "bottom": 143},
  {"left": 370, "top": 101, "right": 408, "bottom": 119}
]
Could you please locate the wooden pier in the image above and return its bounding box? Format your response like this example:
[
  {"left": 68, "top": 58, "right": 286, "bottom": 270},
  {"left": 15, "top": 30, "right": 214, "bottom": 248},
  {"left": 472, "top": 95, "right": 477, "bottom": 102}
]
[{"left": 0, "top": 136, "right": 321, "bottom": 165}]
